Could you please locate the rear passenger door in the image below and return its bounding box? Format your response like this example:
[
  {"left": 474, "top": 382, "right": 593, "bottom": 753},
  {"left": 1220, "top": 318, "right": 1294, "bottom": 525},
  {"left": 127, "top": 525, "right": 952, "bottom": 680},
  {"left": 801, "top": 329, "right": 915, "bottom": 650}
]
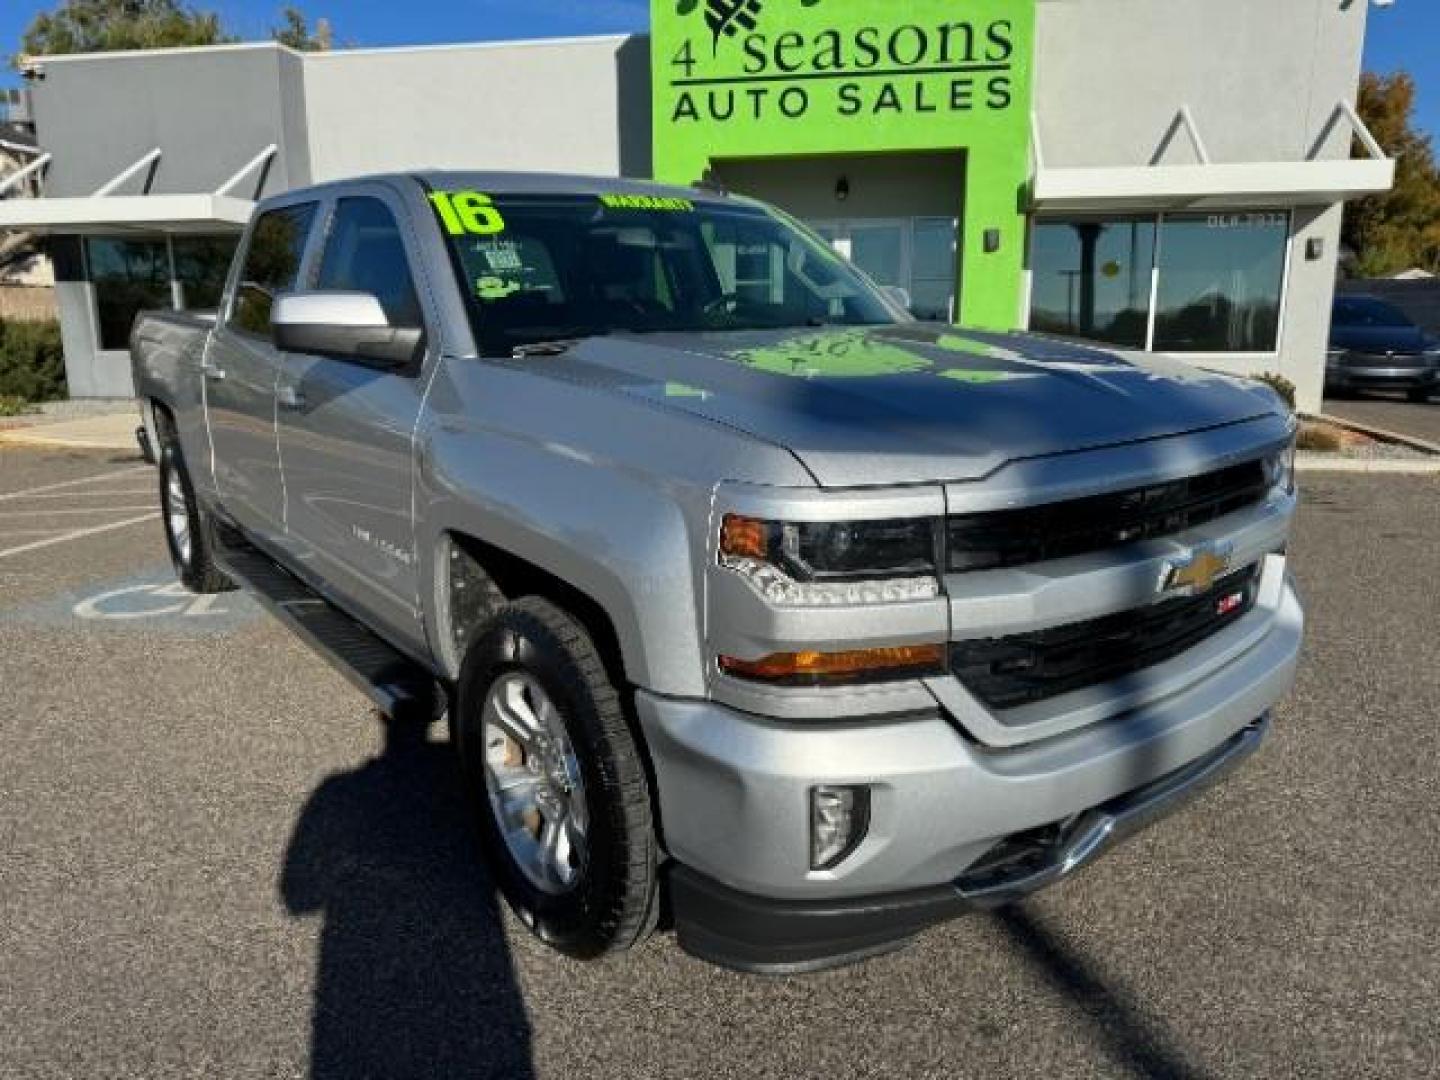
[
  {"left": 204, "top": 200, "right": 319, "bottom": 544},
  {"left": 274, "top": 190, "right": 433, "bottom": 652}
]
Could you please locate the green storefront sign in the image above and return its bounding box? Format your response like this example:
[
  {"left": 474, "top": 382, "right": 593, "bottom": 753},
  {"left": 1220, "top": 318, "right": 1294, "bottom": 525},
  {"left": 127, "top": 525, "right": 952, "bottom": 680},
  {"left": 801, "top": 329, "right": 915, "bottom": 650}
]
[{"left": 650, "top": 0, "right": 1035, "bottom": 331}]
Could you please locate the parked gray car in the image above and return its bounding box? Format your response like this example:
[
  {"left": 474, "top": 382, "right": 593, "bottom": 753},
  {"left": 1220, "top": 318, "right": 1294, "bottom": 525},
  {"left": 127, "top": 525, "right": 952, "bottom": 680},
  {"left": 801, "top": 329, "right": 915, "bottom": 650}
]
[{"left": 131, "top": 172, "right": 1302, "bottom": 973}]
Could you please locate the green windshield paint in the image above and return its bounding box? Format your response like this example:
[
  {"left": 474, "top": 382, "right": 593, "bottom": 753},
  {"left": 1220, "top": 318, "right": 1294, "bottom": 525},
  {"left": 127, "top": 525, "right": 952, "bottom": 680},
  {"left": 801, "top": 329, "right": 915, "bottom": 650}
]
[
  {"left": 934, "top": 333, "right": 998, "bottom": 357},
  {"left": 475, "top": 276, "right": 523, "bottom": 301},
  {"left": 600, "top": 193, "right": 696, "bottom": 212},
  {"left": 730, "top": 328, "right": 931, "bottom": 379},
  {"left": 938, "top": 368, "right": 1032, "bottom": 384},
  {"left": 664, "top": 381, "right": 710, "bottom": 398},
  {"left": 429, "top": 191, "right": 506, "bottom": 236},
  {"left": 650, "top": 0, "right": 1035, "bottom": 332}
]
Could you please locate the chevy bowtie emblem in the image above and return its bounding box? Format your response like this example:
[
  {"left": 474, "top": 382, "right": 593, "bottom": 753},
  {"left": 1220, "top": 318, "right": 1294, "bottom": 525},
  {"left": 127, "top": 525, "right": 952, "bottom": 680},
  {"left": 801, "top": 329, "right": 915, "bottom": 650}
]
[{"left": 1162, "top": 543, "right": 1233, "bottom": 595}]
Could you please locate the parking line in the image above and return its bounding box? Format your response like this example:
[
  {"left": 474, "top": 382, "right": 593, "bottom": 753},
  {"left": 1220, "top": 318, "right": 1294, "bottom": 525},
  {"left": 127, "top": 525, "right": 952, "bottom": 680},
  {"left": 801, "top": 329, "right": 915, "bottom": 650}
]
[
  {"left": 0, "top": 507, "right": 158, "bottom": 517},
  {"left": 10, "top": 489, "right": 156, "bottom": 500},
  {"left": 0, "top": 513, "right": 159, "bottom": 560},
  {"left": 0, "top": 466, "right": 150, "bottom": 503}
]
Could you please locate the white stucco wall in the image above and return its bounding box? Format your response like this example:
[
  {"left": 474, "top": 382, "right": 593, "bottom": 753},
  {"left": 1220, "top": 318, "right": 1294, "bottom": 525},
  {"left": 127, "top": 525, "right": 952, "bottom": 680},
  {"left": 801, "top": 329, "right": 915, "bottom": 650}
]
[{"left": 299, "top": 37, "right": 649, "bottom": 182}]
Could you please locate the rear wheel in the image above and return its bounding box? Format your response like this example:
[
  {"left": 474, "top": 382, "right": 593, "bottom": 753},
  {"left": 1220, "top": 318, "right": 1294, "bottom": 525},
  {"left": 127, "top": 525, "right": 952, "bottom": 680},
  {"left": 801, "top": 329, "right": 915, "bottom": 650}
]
[
  {"left": 455, "top": 597, "right": 659, "bottom": 958},
  {"left": 157, "top": 440, "right": 234, "bottom": 595}
]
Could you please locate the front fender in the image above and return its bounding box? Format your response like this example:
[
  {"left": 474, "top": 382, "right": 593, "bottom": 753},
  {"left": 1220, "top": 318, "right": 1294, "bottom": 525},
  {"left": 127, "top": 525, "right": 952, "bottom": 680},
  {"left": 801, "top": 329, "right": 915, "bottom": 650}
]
[{"left": 415, "top": 358, "right": 814, "bottom": 696}]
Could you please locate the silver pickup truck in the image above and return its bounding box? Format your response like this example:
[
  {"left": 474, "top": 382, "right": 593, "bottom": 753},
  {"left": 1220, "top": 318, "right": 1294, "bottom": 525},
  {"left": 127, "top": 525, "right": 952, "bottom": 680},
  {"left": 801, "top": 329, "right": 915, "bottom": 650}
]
[{"left": 131, "top": 172, "right": 1302, "bottom": 974}]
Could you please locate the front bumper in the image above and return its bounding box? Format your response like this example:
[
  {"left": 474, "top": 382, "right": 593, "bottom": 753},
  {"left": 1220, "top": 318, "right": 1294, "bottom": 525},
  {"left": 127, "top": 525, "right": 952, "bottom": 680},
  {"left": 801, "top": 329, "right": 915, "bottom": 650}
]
[
  {"left": 668, "top": 716, "right": 1268, "bottom": 974},
  {"left": 637, "top": 570, "right": 1302, "bottom": 970}
]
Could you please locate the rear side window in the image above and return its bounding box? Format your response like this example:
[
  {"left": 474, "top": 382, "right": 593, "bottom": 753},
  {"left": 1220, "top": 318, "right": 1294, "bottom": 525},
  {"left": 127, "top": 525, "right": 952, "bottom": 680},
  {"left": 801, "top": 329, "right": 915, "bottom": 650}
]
[
  {"left": 228, "top": 203, "right": 317, "bottom": 337},
  {"left": 314, "top": 197, "right": 423, "bottom": 329}
]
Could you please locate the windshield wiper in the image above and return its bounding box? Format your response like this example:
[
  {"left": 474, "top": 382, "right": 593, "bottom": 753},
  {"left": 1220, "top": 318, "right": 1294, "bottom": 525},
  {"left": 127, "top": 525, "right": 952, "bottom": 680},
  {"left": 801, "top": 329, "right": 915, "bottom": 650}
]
[
  {"left": 508, "top": 328, "right": 610, "bottom": 358},
  {"left": 511, "top": 338, "right": 583, "bottom": 358}
]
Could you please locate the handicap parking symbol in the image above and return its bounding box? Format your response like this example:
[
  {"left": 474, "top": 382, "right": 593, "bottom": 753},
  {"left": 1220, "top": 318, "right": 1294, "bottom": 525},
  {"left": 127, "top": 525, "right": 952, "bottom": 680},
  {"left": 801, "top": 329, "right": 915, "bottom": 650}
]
[{"left": 73, "top": 580, "right": 235, "bottom": 621}]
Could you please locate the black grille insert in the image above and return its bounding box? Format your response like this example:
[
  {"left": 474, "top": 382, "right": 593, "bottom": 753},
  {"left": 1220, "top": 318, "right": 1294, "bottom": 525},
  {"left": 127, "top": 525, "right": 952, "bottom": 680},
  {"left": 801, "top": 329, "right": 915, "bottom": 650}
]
[
  {"left": 952, "top": 564, "right": 1261, "bottom": 710},
  {"left": 947, "top": 460, "right": 1269, "bottom": 572}
]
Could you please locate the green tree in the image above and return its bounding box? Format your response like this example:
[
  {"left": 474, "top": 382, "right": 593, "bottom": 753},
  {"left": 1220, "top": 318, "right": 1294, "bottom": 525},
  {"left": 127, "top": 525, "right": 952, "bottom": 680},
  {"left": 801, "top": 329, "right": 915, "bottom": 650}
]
[
  {"left": 272, "top": 7, "right": 332, "bottom": 52},
  {"left": 1343, "top": 71, "right": 1440, "bottom": 278},
  {"left": 17, "top": 0, "right": 231, "bottom": 60}
]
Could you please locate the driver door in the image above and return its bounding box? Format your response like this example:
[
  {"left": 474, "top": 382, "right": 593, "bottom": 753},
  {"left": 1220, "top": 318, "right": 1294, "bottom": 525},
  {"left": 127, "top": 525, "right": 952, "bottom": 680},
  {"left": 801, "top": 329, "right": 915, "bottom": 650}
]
[{"left": 274, "top": 189, "right": 433, "bottom": 652}]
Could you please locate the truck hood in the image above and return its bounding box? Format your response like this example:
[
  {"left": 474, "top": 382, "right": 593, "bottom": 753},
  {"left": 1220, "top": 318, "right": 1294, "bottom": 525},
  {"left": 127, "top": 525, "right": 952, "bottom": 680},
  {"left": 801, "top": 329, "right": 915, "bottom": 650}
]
[{"left": 533, "top": 324, "right": 1283, "bottom": 487}]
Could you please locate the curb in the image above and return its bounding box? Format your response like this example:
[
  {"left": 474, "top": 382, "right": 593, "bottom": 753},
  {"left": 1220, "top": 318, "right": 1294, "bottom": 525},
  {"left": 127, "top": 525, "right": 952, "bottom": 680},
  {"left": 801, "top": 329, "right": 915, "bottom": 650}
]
[
  {"left": 1304, "top": 412, "right": 1440, "bottom": 457},
  {"left": 1296, "top": 453, "right": 1440, "bottom": 475}
]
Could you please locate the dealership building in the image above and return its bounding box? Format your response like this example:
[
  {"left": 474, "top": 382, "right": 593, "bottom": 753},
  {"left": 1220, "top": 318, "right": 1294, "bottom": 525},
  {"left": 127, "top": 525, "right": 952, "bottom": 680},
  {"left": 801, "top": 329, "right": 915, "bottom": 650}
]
[{"left": 0, "top": 0, "right": 1393, "bottom": 410}]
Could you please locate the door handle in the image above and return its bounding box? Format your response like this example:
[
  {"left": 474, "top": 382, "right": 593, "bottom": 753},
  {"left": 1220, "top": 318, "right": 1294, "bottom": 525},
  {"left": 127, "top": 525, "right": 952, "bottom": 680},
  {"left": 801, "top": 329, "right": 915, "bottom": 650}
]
[
  {"left": 201, "top": 362, "right": 227, "bottom": 381},
  {"left": 277, "top": 385, "right": 305, "bottom": 410}
]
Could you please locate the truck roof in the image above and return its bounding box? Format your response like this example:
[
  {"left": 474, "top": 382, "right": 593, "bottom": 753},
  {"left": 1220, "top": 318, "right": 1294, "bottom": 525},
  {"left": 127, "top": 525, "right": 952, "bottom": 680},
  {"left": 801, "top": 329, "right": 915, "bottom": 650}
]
[{"left": 280, "top": 170, "right": 737, "bottom": 205}]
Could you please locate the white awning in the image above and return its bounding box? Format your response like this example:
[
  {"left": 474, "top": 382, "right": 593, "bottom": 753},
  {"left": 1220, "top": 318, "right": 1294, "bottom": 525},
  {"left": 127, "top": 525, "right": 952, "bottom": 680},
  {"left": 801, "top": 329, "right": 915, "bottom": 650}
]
[
  {"left": 1032, "top": 158, "right": 1396, "bottom": 213},
  {"left": 0, "top": 193, "right": 255, "bottom": 234},
  {"left": 1030, "top": 100, "right": 1396, "bottom": 213},
  {"left": 0, "top": 143, "right": 274, "bottom": 234}
]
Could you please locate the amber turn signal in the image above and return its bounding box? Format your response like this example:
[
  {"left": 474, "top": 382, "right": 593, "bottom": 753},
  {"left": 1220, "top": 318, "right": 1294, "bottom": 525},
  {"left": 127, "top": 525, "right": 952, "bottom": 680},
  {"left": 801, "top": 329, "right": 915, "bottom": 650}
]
[
  {"left": 719, "top": 643, "right": 946, "bottom": 686},
  {"left": 719, "top": 513, "right": 770, "bottom": 560}
]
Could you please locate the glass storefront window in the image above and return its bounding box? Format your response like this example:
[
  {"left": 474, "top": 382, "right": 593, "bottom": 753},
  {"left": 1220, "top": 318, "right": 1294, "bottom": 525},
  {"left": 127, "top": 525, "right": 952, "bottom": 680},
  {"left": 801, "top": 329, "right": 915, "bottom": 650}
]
[
  {"left": 1029, "top": 211, "right": 1290, "bottom": 353},
  {"left": 1029, "top": 218, "right": 1156, "bottom": 348},
  {"left": 1152, "top": 212, "right": 1288, "bottom": 352},
  {"left": 86, "top": 238, "right": 169, "bottom": 351},
  {"left": 86, "top": 234, "right": 242, "bottom": 351}
]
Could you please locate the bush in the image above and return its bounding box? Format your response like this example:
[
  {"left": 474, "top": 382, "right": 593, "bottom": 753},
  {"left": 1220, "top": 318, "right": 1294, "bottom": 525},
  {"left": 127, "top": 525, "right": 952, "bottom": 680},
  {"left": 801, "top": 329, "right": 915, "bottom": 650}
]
[
  {"left": 1297, "top": 422, "right": 1344, "bottom": 453},
  {"left": 1252, "top": 372, "right": 1297, "bottom": 411},
  {"left": 0, "top": 318, "right": 67, "bottom": 403},
  {"left": 0, "top": 393, "right": 33, "bottom": 417}
]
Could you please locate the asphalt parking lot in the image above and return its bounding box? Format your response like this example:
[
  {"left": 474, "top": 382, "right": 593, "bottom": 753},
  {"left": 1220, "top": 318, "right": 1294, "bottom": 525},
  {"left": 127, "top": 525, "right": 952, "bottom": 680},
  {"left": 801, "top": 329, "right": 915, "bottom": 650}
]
[{"left": 2, "top": 445, "right": 1437, "bottom": 1079}]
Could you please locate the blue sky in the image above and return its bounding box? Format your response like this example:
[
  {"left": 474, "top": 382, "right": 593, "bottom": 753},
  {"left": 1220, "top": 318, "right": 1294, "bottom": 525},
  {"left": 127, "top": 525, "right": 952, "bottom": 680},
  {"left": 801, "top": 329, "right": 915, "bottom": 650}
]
[{"left": 0, "top": 1, "right": 1435, "bottom": 140}]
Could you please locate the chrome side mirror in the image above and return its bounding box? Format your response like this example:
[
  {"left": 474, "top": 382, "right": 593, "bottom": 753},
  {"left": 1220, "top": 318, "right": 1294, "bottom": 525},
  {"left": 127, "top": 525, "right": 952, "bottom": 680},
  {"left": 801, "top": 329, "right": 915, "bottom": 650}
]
[{"left": 271, "top": 291, "right": 423, "bottom": 368}]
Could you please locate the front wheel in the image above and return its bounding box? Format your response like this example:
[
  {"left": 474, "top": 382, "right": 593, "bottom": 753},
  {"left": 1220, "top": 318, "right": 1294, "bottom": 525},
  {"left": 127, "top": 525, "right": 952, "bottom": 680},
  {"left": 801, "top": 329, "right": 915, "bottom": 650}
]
[
  {"left": 454, "top": 597, "right": 659, "bottom": 959},
  {"left": 158, "top": 441, "right": 234, "bottom": 594}
]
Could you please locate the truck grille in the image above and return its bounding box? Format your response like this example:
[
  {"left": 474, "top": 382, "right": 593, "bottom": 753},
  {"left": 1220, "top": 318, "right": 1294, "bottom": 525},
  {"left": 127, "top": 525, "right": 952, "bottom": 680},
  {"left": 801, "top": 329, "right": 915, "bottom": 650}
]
[
  {"left": 951, "top": 564, "right": 1260, "bottom": 710},
  {"left": 1338, "top": 351, "right": 1431, "bottom": 369},
  {"left": 946, "top": 460, "right": 1268, "bottom": 573}
]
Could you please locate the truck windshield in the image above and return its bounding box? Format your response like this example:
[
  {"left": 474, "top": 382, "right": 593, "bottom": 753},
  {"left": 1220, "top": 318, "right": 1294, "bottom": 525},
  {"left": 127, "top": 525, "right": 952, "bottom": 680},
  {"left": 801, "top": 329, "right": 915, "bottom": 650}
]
[{"left": 432, "top": 192, "right": 899, "bottom": 355}]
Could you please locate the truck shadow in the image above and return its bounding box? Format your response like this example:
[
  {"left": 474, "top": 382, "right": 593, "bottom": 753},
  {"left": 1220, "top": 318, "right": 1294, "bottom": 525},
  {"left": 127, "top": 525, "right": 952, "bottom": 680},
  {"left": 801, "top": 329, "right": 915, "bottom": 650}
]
[
  {"left": 994, "top": 904, "right": 1212, "bottom": 1080},
  {"left": 279, "top": 714, "right": 535, "bottom": 1080}
]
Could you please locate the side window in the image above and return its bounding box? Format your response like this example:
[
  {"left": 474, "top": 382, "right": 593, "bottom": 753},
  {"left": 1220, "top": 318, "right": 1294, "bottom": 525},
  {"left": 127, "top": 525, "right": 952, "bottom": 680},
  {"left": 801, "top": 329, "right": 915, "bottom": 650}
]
[
  {"left": 314, "top": 197, "right": 424, "bottom": 329},
  {"left": 228, "top": 203, "right": 317, "bottom": 337}
]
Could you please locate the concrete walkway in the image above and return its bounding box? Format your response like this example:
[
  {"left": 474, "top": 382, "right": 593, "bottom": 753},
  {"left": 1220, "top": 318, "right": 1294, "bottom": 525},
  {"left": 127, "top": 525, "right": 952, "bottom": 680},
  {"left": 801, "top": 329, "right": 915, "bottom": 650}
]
[{"left": 0, "top": 409, "right": 141, "bottom": 452}]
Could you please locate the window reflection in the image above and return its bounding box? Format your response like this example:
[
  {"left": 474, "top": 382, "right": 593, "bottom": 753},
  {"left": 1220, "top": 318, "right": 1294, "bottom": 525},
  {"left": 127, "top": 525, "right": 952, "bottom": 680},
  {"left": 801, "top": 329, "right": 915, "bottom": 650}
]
[
  {"left": 86, "top": 238, "right": 169, "bottom": 351},
  {"left": 229, "top": 203, "right": 317, "bottom": 336},
  {"left": 1029, "top": 219, "right": 1155, "bottom": 348},
  {"left": 1153, "top": 213, "right": 1288, "bottom": 353},
  {"left": 1029, "top": 212, "right": 1290, "bottom": 354}
]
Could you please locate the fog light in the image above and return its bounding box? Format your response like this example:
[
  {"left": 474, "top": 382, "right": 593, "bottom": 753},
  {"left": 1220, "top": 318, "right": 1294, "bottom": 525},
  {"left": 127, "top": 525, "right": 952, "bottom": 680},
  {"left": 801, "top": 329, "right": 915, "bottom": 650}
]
[{"left": 810, "top": 785, "right": 871, "bottom": 871}]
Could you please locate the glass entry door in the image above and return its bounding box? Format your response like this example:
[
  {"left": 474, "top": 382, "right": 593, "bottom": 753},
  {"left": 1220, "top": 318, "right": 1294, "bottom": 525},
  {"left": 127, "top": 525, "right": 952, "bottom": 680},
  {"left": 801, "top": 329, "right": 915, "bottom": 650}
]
[{"left": 811, "top": 218, "right": 958, "bottom": 321}]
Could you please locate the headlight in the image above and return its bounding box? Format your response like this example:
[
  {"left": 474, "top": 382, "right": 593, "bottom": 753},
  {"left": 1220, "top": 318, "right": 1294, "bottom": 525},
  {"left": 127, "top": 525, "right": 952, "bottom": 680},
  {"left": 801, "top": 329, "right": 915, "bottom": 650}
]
[
  {"left": 1263, "top": 441, "right": 1296, "bottom": 496},
  {"left": 718, "top": 514, "right": 942, "bottom": 606}
]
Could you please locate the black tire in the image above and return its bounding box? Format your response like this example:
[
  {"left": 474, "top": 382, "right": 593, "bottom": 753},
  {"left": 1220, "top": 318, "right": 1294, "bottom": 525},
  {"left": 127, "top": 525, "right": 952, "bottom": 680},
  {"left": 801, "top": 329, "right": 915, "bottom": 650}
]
[
  {"left": 157, "top": 440, "right": 235, "bottom": 595},
  {"left": 454, "top": 597, "right": 659, "bottom": 959}
]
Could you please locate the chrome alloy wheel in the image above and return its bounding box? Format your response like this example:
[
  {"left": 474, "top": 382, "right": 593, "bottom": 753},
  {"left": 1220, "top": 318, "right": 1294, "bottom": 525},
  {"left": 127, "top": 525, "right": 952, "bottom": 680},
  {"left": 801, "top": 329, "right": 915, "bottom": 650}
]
[
  {"left": 163, "top": 466, "right": 191, "bottom": 565},
  {"left": 481, "top": 671, "right": 589, "bottom": 894}
]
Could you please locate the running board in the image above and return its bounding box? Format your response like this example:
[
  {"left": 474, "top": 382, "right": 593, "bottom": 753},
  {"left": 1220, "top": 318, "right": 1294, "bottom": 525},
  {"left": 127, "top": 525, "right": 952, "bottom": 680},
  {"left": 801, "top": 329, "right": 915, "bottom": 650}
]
[{"left": 215, "top": 538, "right": 443, "bottom": 720}]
